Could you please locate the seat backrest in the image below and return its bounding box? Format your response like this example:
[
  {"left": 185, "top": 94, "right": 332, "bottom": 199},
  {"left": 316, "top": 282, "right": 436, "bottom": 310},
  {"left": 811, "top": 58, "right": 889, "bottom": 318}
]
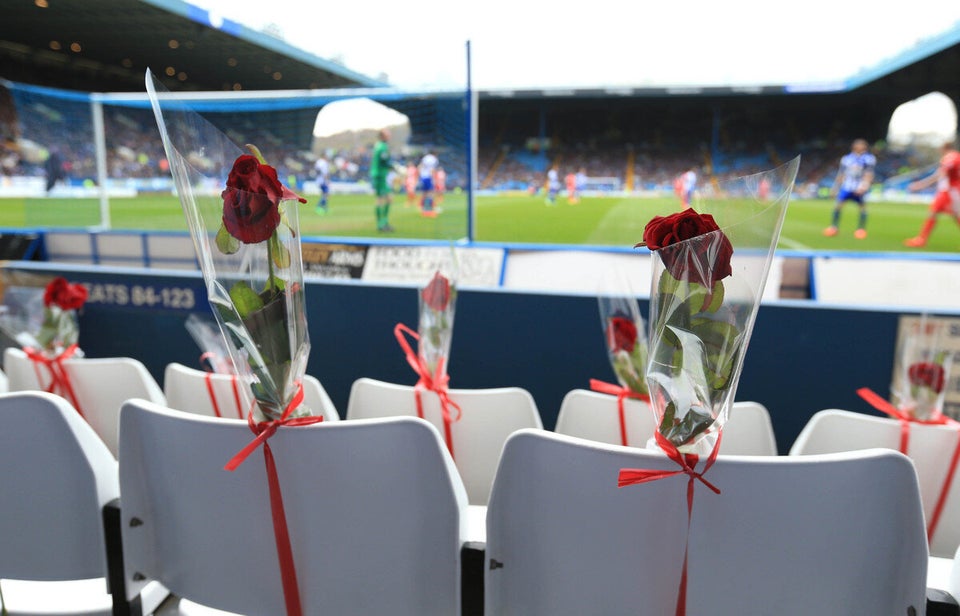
[
  {"left": 722, "top": 401, "right": 778, "bottom": 455},
  {"left": 0, "top": 391, "right": 118, "bottom": 581},
  {"left": 554, "top": 388, "right": 656, "bottom": 447},
  {"left": 555, "top": 390, "right": 778, "bottom": 455},
  {"left": 163, "top": 362, "right": 339, "bottom": 422},
  {"left": 486, "top": 429, "right": 928, "bottom": 615},
  {"left": 302, "top": 374, "right": 340, "bottom": 421},
  {"left": 5, "top": 347, "right": 165, "bottom": 456},
  {"left": 346, "top": 377, "right": 543, "bottom": 505},
  {"left": 119, "top": 400, "right": 466, "bottom": 615},
  {"left": 791, "top": 408, "right": 960, "bottom": 557}
]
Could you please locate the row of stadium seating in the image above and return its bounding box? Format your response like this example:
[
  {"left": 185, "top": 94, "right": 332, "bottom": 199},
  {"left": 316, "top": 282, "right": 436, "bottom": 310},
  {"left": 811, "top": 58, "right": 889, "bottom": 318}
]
[{"left": 0, "top": 82, "right": 936, "bottom": 195}]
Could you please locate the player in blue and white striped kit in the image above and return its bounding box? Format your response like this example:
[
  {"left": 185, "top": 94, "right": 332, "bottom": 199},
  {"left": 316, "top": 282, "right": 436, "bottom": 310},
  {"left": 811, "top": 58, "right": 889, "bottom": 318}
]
[{"left": 823, "top": 139, "right": 876, "bottom": 239}]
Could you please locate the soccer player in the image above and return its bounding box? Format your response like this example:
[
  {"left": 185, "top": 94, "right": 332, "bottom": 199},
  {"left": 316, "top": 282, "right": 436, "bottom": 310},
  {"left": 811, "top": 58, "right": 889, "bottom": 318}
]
[
  {"left": 758, "top": 177, "right": 771, "bottom": 202},
  {"left": 823, "top": 139, "right": 876, "bottom": 239},
  {"left": 904, "top": 140, "right": 960, "bottom": 247},
  {"left": 680, "top": 167, "right": 697, "bottom": 209},
  {"left": 418, "top": 150, "right": 439, "bottom": 217},
  {"left": 314, "top": 154, "right": 330, "bottom": 214},
  {"left": 434, "top": 166, "right": 446, "bottom": 207},
  {"left": 545, "top": 164, "right": 560, "bottom": 205},
  {"left": 404, "top": 162, "right": 418, "bottom": 208},
  {"left": 371, "top": 129, "right": 393, "bottom": 232},
  {"left": 565, "top": 171, "right": 577, "bottom": 204},
  {"left": 575, "top": 167, "right": 587, "bottom": 198}
]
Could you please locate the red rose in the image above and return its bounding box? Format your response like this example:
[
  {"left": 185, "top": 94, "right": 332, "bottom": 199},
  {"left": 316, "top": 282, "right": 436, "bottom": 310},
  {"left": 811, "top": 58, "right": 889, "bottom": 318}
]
[
  {"left": 43, "top": 277, "right": 88, "bottom": 310},
  {"left": 221, "top": 155, "right": 304, "bottom": 244},
  {"left": 908, "top": 362, "right": 945, "bottom": 393},
  {"left": 422, "top": 271, "right": 451, "bottom": 312},
  {"left": 639, "top": 208, "right": 734, "bottom": 288},
  {"left": 606, "top": 316, "right": 637, "bottom": 353}
]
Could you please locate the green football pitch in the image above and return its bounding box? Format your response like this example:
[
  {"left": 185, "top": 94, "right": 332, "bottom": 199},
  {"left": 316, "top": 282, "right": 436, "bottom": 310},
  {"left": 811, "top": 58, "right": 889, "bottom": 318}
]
[{"left": 1, "top": 192, "right": 958, "bottom": 253}]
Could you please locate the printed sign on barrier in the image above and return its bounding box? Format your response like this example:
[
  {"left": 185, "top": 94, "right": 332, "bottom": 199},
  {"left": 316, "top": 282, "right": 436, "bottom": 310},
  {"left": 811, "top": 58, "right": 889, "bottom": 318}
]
[
  {"left": 302, "top": 243, "right": 368, "bottom": 280},
  {"left": 362, "top": 245, "right": 504, "bottom": 287}
]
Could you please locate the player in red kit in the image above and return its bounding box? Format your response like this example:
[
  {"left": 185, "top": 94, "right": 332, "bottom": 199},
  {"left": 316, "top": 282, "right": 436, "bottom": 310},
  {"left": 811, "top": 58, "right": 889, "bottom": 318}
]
[
  {"left": 434, "top": 166, "right": 446, "bottom": 207},
  {"left": 565, "top": 171, "right": 577, "bottom": 204},
  {"left": 404, "top": 162, "right": 418, "bottom": 208},
  {"left": 904, "top": 141, "right": 960, "bottom": 247}
]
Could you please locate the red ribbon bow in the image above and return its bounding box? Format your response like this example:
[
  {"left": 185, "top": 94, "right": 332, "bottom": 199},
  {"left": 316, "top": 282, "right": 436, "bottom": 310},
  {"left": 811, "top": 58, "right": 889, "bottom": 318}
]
[
  {"left": 200, "top": 353, "right": 243, "bottom": 419},
  {"left": 618, "top": 430, "right": 722, "bottom": 616},
  {"left": 857, "top": 387, "right": 960, "bottom": 545},
  {"left": 224, "top": 384, "right": 323, "bottom": 616},
  {"left": 394, "top": 323, "right": 462, "bottom": 457},
  {"left": 589, "top": 379, "right": 651, "bottom": 446},
  {"left": 24, "top": 344, "right": 83, "bottom": 417}
]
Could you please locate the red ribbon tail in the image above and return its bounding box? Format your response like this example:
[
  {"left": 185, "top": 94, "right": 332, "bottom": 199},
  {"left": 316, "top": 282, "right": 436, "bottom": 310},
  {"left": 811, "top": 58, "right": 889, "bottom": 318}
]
[
  {"left": 220, "top": 383, "right": 315, "bottom": 616},
  {"left": 589, "top": 379, "right": 650, "bottom": 447},
  {"left": 437, "top": 391, "right": 460, "bottom": 458},
  {"left": 231, "top": 375, "right": 244, "bottom": 419},
  {"left": 620, "top": 431, "right": 723, "bottom": 616},
  {"left": 675, "top": 546, "right": 689, "bottom": 616},
  {"left": 394, "top": 323, "right": 427, "bottom": 377},
  {"left": 414, "top": 386, "right": 425, "bottom": 420},
  {"left": 617, "top": 393, "right": 628, "bottom": 447},
  {"left": 900, "top": 422, "right": 911, "bottom": 455},
  {"left": 589, "top": 378, "right": 620, "bottom": 396},
  {"left": 617, "top": 468, "right": 683, "bottom": 487},
  {"left": 398, "top": 322, "right": 461, "bottom": 458},
  {"left": 26, "top": 345, "right": 84, "bottom": 418},
  {"left": 856, "top": 387, "right": 904, "bottom": 418},
  {"left": 224, "top": 427, "right": 274, "bottom": 472},
  {"left": 857, "top": 387, "right": 911, "bottom": 454},
  {"left": 204, "top": 371, "right": 223, "bottom": 418},
  {"left": 262, "top": 443, "right": 303, "bottom": 616}
]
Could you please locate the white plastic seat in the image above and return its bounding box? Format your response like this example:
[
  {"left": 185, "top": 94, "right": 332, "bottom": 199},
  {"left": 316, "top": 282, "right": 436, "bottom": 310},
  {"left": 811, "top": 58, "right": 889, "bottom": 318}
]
[
  {"left": 485, "top": 429, "right": 928, "bottom": 615},
  {"left": 163, "top": 362, "right": 339, "bottom": 422},
  {"left": 0, "top": 391, "right": 166, "bottom": 615},
  {"left": 4, "top": 347, "right": 165, "bottom": 457},
  {"left": 791, "top": 408, "right": 960, "bottom": 558},
  {"left": 346, "top": 377, "right": 543, "bottom": 505},
  {"left": 927, "top": 549, "right": 958, "bottom": 598},
  {"left": 554, "top": 389, "right": 657, "bottom": 447},
  {"left": 720, "top": 401, "right": 778, "bottom": 456},
  {"left": 555, "top": 390, "right": 778, "bottom": 455},
  {"left": 119, "top": 400, "right": 467, "bottom": 615}
]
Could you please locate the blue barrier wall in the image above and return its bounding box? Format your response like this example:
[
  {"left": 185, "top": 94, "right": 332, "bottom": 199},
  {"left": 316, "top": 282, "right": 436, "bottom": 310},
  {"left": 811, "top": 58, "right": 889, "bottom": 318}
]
[{"left": 6, "top": 261, "right": 928, "bottom": 454}]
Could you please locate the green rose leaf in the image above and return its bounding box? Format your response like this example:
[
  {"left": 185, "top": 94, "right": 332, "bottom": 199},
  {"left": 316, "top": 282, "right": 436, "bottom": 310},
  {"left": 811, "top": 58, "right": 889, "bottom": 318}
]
[
  {"left": 704, "top": 280, "right": 725, "bottom": 312},
  {"left": 660, "top": 405, "right": 715, "bottom": 447},
  {"left": 269, "top": 233, "right": 291, "bottom": 268},
  {"left": 216, "top": 224, "right": 240, "bottom": 254},
  {"left": 229, "top": 281, "right": 265, "bottom": 319},
  {"left": 658, "top": 269, "right": 681, "bottom": 297},
  {"left": 690, "top": 318, "right": 739, "bottom": 350}
]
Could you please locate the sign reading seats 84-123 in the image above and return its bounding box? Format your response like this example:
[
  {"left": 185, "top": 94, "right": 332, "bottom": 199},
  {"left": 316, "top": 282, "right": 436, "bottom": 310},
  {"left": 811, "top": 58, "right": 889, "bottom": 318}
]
[{"left": 82, "top": 280, "right": 199, "bottom": 312}]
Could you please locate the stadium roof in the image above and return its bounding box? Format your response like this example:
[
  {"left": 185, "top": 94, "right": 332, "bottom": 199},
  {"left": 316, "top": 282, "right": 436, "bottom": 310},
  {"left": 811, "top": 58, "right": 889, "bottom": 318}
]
[
  {"left": 0, "top": 0, "right": 386, "bottom": 93},
  {"left": 479, "top": 21, "right": 960, "bottom": 102}
]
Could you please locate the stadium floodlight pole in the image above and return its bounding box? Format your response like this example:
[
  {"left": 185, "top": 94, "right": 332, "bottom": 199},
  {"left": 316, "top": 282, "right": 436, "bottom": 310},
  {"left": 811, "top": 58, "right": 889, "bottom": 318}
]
[
  {"left": 466, "top": 39, "right": 478, "bottom": 244},
  {"left": 90, "top": 99, "right": 111, "bottom": 230}
]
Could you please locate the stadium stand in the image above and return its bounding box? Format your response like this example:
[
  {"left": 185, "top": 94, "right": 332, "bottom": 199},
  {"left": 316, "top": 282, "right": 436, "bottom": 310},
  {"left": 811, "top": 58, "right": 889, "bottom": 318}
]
[{"left": 0, "top": 0, "right": 384, "bottom": 92}]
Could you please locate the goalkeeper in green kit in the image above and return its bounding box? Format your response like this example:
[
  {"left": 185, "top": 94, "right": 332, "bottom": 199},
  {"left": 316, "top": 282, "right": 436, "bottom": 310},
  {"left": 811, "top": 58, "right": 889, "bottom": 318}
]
[{"left": 371, "top": 128, "right": 394, "bottom": 232}]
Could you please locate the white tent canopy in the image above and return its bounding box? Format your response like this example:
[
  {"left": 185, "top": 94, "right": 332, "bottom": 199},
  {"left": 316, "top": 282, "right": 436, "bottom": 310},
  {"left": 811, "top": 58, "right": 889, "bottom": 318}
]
[{"left": 312, "top": 97, "right": 410, "bottom": 152}]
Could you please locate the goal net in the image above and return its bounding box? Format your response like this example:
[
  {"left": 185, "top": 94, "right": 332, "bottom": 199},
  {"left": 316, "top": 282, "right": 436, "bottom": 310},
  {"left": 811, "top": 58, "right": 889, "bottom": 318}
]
[{"left": 1, "top": 78, "right": 472, "bottom": 240}]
